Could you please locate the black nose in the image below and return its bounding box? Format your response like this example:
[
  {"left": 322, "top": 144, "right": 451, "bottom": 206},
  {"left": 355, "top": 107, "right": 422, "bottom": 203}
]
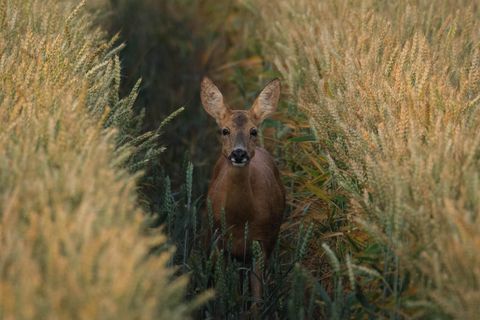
[{"left": 230, "top": 149, "right": 248, "bottom": 163}]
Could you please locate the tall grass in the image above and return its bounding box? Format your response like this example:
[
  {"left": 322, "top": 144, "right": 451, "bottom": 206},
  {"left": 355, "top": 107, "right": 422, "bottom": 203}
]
[
  {"left": 254, "top": 0, "right": 480, "bottom": 317},
  {"left": 0, "top": 0, "right": 199, "bottom": 318},
  {"left": 153, "top": 160, "right": 321, "bottom": 319}
]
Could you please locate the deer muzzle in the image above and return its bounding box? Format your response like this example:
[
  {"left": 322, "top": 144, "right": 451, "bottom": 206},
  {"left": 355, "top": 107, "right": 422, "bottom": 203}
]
[{"left": 229, "top": 148, "right": 250, "bottom": 167}]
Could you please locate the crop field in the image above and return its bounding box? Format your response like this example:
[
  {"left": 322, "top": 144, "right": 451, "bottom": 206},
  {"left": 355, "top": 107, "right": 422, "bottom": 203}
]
[{"left": 1, "top": 0, "right": 479, "bottom": 319}]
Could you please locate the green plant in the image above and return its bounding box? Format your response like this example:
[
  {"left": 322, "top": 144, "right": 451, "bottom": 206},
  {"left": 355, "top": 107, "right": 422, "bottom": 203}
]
[{"left": 152, "top": 159, "right": 329, "bottom": 318}]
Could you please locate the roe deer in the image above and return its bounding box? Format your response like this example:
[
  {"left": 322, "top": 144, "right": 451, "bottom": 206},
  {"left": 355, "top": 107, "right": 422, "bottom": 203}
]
[{"left": 200, "top": 77, "right": 285, "bottom": 307}]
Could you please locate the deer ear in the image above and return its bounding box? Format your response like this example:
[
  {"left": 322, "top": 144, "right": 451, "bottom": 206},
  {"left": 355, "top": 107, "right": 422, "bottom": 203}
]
[
  {"left": 250, "top": 79, "right": 281, "bottom": 124},
  {"left": 201, "top": 77, "right": 230, "bottom": 124}
]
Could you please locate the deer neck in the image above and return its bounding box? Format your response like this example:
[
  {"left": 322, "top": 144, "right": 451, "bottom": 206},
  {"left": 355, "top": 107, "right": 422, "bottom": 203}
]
[{"left": 223, "top": 164, "right": 255, "bottom": 221}]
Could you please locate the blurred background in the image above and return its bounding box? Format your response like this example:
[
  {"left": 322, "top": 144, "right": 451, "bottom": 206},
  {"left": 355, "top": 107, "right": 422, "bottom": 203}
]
[{"left": 104, "top": 0, "right": 275, "bottom": 189}]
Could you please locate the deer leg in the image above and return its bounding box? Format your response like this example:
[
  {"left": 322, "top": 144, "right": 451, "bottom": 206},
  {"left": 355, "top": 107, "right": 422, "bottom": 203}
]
[
  {"left": 250, "top": 244, "right": 267, "bottom": 310},
  {"left": 250, "top": 264, "right": 262, "bottom": 304}
]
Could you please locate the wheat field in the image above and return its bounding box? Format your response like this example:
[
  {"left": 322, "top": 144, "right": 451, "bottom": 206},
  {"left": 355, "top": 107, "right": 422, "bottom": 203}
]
[
  {"left": 0, "top": 0, "right": 204, "bottom": 318},
  {"left": 255, "top": 0, "right": 480, "bottom": 318},
  {"left": 1, "top": 0, "right": 479, "bottom": 319}
]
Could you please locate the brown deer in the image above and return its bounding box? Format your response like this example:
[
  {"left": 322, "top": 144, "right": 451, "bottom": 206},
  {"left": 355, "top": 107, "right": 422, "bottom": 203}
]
[{"left": 200, "top": 77, "right": 285, "bottom": 307}]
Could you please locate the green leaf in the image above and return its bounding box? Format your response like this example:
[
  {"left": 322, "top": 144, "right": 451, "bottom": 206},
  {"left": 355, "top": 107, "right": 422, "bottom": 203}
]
[{"left": 288, "top": 135, "right": 317, "bottom": 142}]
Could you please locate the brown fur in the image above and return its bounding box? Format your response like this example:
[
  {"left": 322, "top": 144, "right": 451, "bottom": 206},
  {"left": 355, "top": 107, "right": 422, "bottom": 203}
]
[
  {"left": 201, "top": 77, "right": 285, "bottom": 307},
  {"left": 208, "top": 146, "right": 285, "bottom": 259}
]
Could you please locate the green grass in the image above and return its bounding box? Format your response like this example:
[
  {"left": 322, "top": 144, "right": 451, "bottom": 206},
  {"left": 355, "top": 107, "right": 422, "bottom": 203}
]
[{"left": 152, "top": 161, "right": 333, "bottom": 319}]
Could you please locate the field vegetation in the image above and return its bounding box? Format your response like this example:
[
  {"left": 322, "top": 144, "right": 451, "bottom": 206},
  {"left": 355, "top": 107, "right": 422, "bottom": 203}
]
[
  {"left": 0, "top": 0, "right": 204, "bottom": 318},
  {"left": 1, "top": 0, "right": 479, "bottom": 319},
  {"left": 254, "top": 0, "right": 480, "bottom": 318}
]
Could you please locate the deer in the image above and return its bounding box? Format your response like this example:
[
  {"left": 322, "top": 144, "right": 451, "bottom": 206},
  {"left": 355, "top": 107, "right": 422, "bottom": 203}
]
[{"left": 200, "top": 77, "right": 285, "bottom": 309}]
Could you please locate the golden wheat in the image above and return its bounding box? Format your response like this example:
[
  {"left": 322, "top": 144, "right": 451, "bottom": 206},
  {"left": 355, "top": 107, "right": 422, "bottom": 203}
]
[
  {"left": 0, "top": 1, "right": 200, "bottom": 318},
  {"left": 255, "top": 0, "right": 480, "bottom": 317}
]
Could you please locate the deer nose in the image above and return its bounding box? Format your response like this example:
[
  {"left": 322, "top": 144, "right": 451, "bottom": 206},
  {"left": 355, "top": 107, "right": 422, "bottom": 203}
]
[{"left": 230, "top": 148, "right": 249, "bottom": 164}]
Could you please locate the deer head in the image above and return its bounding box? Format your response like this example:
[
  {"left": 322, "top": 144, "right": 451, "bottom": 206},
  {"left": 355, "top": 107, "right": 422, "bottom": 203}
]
[{"left": 201, "top": 77, "right": 280, "bottom": 167}]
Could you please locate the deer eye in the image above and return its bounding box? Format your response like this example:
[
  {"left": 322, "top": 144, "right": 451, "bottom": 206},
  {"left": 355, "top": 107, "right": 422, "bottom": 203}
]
[
  {"left": 222, "top": 128, "right": 230, "bottom": 136},
  {"left": 250, "top": 128, "right": 258, "bottom": 137}
]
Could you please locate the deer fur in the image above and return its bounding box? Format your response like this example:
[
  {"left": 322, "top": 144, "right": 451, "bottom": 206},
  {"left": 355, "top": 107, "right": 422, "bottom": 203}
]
[{"left": 200, "top": 77, "right": 285, "bottom": 306}]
